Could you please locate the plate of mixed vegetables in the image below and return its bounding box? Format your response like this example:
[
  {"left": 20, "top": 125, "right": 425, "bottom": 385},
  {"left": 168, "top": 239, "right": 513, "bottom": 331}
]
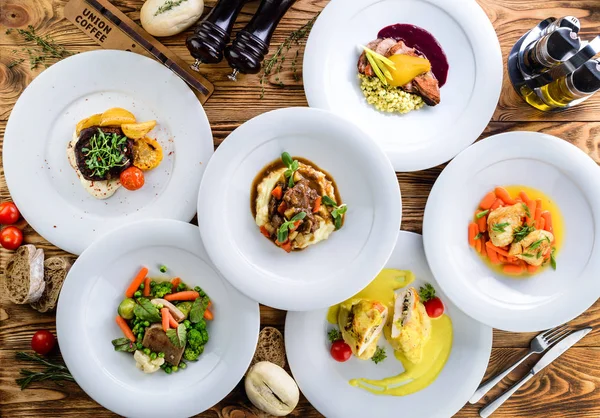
[{"left": 112, "top": 267, "right": 213, "bottom": 374}]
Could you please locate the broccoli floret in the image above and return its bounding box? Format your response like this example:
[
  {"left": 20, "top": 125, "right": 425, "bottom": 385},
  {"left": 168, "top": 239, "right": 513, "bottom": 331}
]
[
  {"left": 192, "top": 319, "right": 206, "bottom": 331},
  {"left": 187, "top": 329, "right": 203, "bottom": 349},
  {"left": 201, "top": 329, "right": 209, "bottom": 344},
  {"left": 183, "top": 345, "right": 204, "bottom": 362},
  {"left": 151, "top": 282, "right": 173, "bottom": 298}
]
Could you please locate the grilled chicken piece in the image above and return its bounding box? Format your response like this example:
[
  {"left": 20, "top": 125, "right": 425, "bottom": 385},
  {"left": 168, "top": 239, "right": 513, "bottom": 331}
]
[
  {"left": 338, "top": 299, "right": 388, "bottom": 360},
  {"left": 389, "top": 287, "right": 431, "bottom": 364},
  {"left": 487, "top": 204, "right": 527, "bottom": 247},
  {"left": 509, "top": 230, "right": 554, "bottom": 266}
]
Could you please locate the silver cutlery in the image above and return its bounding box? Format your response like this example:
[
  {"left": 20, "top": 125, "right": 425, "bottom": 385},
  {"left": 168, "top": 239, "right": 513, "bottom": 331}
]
[
  {"left": 469, "top": 324, "right": 570, "bottom": 404},
  {"left": 479, "top": 327, "right": 592, "bottom": 418}
]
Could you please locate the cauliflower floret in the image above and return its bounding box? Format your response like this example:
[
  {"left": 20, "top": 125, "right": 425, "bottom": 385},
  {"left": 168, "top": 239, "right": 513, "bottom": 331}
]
[{"left": 134, "top": 350, "right": 165, "bottom": 374}]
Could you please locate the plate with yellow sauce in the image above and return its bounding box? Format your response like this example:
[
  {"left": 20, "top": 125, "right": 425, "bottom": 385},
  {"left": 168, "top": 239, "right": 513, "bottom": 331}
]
[
  {"left": 285, "top": 232, "right": 492, "bottom": 418},
  {"left": 424, "top": 131, "right": 600, "bottom": 332}
]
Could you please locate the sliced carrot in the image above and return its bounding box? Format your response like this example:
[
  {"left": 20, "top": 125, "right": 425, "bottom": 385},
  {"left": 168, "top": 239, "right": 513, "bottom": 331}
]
[
  {"left": 475, "top": 238, "right": 482, "bottom": 253},
  {"left": 164, "top": 291, "right": 200, "bottom": 302},
  {"left": 125, "top": 267, "right": 149, "bottom": 298},
  {"left": 171, "top": 277, "right": 181, "bottom": 288},
  {"left": 161, "top": 308, "right": 170, "bottom": 332},
  {"left": 271, "top": 186, "right": 282, "bottom": 200},
  {"left": 541, "top": 211, "right": 553, "bottom": 233},
  {"left": 260, "top": 225, "right": 271, "bottom": 238},
  {"left": 526, "top": 264, "right": 539, "bottom": 274},
  {"left": 519, "top": 191, "right": 535, "bottom": 224},
  {"left": 116, "top": 316, "right": 136, "bottom": 342},
  {"left": 277, "top": 201, "right": 287, "bottom": 215},
  {"left": 498, "top": 254, "right": 507, "bottom": 263},
  {"left": 468, "top": 223, "right": 478, "bottom": 247},
  {"left": 477, "top": 215, "right": 487, "bottom": 233},
  {"left": 167, "top": 310, "right": 179, "bottom": 328},
  {"left": 486, "top": 241, "right": 510, "bottom": 257},
  {"left": 479, "top": 191, "right": 497, "bottom": 210},
  {"left": 534, "top": 198, "right": 543, "bottom": 228},
  {"left": 503, "top": 264, "right": 525, "bottom": 275},
  {"left": 313, "top": 196, "right": 322, "bottom": 213},
  {"left": 519, "top": 191, "right": 533, "bottom": 205},
  {"left": 488, "top": 247, "right": 500, "bottom": 264},
  {"left": 538, "top": 217, "right": 546, "bottom": 231},
  {"left": 143, "top": 277, "right": 150, "bottom": 297},
  {"left": 290, "top": 220, "right": 302, "bottom": 231},
  {"left": 490, "top": 198, "right": 503, "bottom": 210},
  {"left": 204, "top": 308, "right": 214, "bottom": 321},
  {"left": 480, "top": 238, "right": 488, "bottom": 257},
  {"left": 280, "top": 240, "right": 292, "bottom": 253},
  {"left": 494, "top": 187, "right": 516, "bottom": 205}
]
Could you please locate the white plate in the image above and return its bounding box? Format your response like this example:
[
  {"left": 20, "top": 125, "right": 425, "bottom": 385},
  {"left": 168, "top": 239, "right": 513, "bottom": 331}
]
[
  {"left": 56, "top": 220, "right": 259, "bottom": 418},
  {"left": 285, "top": 231, "right": 492, "bottom": 418},
  {"left": 303, "top": 0, "right": 502, "bottom": 172},
  {"left": 3, "top": 50, "right": 213, "bottom": 255},
  {"left": 423, "top": 132, "right": 600, "bottom": 332},
  {"left": 197, "top": 107, "right": 401, "bottom": 310}
]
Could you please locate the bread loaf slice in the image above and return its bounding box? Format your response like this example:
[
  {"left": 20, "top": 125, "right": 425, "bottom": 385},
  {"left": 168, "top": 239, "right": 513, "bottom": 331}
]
[
  {"left": 31, "top": 257, "right": 71, "bottom": 313},
  {"left": 248, "top": 326, "right": 286, "bottom": 372},
  {"left": 4, "top": 245, "right": 45, "bottom": 304}
]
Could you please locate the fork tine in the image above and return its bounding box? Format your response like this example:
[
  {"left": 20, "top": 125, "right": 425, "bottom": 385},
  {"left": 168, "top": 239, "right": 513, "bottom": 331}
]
[
  {"left": 542, "top": 324, "right": 568, "bottom": 340},
  {"left": 547, "top": 329, "right": 571, "bottom": 345}
]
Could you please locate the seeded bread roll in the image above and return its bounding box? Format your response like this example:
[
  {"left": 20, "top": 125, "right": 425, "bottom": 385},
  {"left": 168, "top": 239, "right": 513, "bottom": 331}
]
[
  {"left": 4, "top": 245, "right": 45, "bottom": 304},
  {"left": 31, "top": 257, "right": 71, "bottom": 313},
  {"left": 248, "top": 327, "right": 286, "bottom": 372}
]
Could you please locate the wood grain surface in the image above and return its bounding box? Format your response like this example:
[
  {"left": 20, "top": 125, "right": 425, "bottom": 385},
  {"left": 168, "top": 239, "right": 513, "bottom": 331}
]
[{"left": 1, "top": 0, "right": 600, "bottom": 417}]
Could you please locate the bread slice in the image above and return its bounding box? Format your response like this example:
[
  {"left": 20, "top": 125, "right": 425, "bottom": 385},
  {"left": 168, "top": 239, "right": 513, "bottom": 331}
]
[
  {"left": 248, "top": 326, "right": 286, "bottom": 372},
  {"left": 4, "top": 245, "right": 45, "bottom": 304},
  {"left": 31, "top": 257, "right": 71, "bottom": 313}
]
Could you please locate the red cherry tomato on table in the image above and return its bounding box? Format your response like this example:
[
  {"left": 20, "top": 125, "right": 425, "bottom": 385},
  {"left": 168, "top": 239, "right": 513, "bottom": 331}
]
[
  {"left": 120, "top": 167, "right": 145, "bottom": 191},
  {"left": 0, "top": 226, "right": 23, "bottom": 250},
  {"left": 330, "top": 340, "right": 352, "bottom": 362},
  {"left": 0, "top": 202, "right": 20, "bottom": 224},
  {"left": 424, "top": 297, "right": 444, "bottom": 318},
  {"left": 31, "top": 330, "right": 57, "bottom": 355}
]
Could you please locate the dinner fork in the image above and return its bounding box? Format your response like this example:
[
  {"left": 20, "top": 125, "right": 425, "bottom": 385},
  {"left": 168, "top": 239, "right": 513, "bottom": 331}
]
[{"left": 469, "top": 324, "right": 570, "bottom": 404}]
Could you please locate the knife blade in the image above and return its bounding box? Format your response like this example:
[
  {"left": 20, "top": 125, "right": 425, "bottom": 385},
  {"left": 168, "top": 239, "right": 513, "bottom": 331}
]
[{"left": 480, "top": 326, "right": 592, "bottom": 418}]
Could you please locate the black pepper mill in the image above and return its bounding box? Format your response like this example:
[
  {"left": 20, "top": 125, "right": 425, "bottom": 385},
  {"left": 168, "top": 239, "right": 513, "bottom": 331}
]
[
  {"left": 224, "top": 0, "right": 297, "bottom": 81},
  {"left": 186, "top": 0, "right": 247, "bottom": 71}
]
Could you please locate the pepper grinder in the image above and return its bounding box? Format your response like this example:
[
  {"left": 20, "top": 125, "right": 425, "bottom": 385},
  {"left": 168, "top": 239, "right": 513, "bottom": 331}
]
[
  {"left": 224, "top": 0, "right": 297, "bottom": 81},
  {"left": 186, "top": 0, "right": 247, "bottom": 72}
]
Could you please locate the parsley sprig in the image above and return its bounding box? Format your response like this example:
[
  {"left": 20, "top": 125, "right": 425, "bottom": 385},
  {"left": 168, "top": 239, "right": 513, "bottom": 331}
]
[
  {"left": 327, "top": 328, "right": 342, "bottom": 343},
  {"left": 277, "top": 212, "right": 306, "bottom": 243},
  {"left": 371, "top": 346, "right": 387, "bottom": 364},
  {"left": 81, "top": 129, "right": 129, "bottom": 178},
  {"left": 418, "top": 283, "right": 436, "bottom": 302},
  {"left": 281, "top": 152, "right": 299, "bottom": 188},
  {"left": 322, "top": 196, "right": 347, "bottom": 230}
]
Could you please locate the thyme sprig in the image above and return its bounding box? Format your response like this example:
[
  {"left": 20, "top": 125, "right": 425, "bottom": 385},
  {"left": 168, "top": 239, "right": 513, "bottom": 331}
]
[
  {"left": 15, "top": 352, "right": 74, "bottom": 390},
  {"left": 5, "top": 25, "right": 72, "bottom": 70},
  {"left": 82, "top": 129, "right": 129, "bottom": 178},
  {"left": 259, "top": 13, "right": 320, "bottom": 98},
  {"left": 154, "top": 0, "right": 188, "bottom": 16}
]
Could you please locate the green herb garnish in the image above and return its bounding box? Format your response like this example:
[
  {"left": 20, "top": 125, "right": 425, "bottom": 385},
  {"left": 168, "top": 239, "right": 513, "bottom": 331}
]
[
  {"left": 322, "top": 196, "right": 347, "bottom": 230},
  {"left": 475, "top": 210, "right": 489, "bottom": 219},
  {"left": 111, "top": 337, "right": 136, "bottom": 352},
  {"left": 159, "top": 265, "right": 167, "bottom": 273},
  {"left": 154, "top": 0, "right": 188, "bottom": 15},
  {"left": 418, "top": 283, "right": 436, "bottom": 302},
  {"left": 134, "top": 298, "right": 161, "bottom": 322},
  {"left": 528, "top": 238, "right": 546, "bottom": 251},
  {"left": 521, "top": 253, "right": 534, "bottom": 258},
  {"left": 328, "top": 328, "right": 342, "bottom": 343},
  {"left": 550, "top": 248, "right": 557, "bottom": 270},
  {"left": 82, "top": 129, "right": 129, "bottom": 178},
  {"left": 5, "top": 26, "right": 72, "bottom": 70},
  {"left": 189, "top": 295, "right": 210, "bottom": 324},
  {"left": 166, "top": 324, "right": 187, "bottom": 348},
  {"left": 371, "top": 346, "right": 387, "bottom": 364},
  {"left": 15, "top": 352, "right": 75, "bottom": 390},
  {"left": 513, "top": 225, "right": 535, "bottom": 243},
  {"left": 522, "top": 203, "right": 531, "bottom": 218},
  {"left": 361, "top": 46, "right": 397, "bottom": 86},
  {"left": 281, "top": 152, "right": 299, "bottom": 187},
  {"left": 277, "top": 212, "right": 306, "bottom": 243},
  {"left": 474, "top": 233, "right": 482, "bottom": 240},
  {"left": 491, "top": 222, "right": 510, "bottom": 233}
]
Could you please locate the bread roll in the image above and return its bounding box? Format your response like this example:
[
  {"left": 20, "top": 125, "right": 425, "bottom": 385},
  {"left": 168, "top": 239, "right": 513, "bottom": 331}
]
[
  {"left": 245, "top": 361, "right": 299, "bottom": 416},
  {"left": 4, "top": 245, "right": 45, "bottom": 304},
  {"left": 140, "top": 0, "right": 204, "bottom": 37},
  {"left": 30, "top": 257, "right": 71, "bottom": 313},
  {"left": 248, "top": 327, "right": 286, "bottom": 372}
]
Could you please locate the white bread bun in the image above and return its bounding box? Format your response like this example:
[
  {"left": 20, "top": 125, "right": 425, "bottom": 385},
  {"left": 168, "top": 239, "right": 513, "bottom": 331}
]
[
  {"left": 245, "top": 361, "right": 299, "bottom": 416},
  {"left": 4, "top": 245, "right": 45, "bottom": 304},
  {"left": 140, "top": 0, "right": 204, "bottom": 37}
]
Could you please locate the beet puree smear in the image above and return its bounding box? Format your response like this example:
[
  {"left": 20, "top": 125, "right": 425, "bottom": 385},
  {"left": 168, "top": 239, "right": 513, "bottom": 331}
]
[{"left": 378, "top": 24, "right": 449, "bottom": 87}]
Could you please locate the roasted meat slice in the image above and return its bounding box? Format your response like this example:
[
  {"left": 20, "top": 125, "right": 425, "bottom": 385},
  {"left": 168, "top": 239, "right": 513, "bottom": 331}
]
[
  {"left": 142, "top": 324, "right": 184, "bottom": 366},
  {"left": 358, "top": 38, "right": 398, "bottom": 77},
  {"left": 75, "top": 126, "right": 133, "bottom": 181},
  {"left": 283, "top": 180, "right": 320, "bottom": 233}
]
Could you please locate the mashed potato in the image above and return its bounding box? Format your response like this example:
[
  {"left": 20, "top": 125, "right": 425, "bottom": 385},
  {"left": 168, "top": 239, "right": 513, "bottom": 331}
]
[{"left": 359, "top": 74, "right": 424, "bottom": 114}]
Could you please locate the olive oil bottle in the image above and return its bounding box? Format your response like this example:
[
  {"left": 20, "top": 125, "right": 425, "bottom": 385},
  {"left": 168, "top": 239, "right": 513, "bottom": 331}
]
[{"left": 522, "top": 28, "right": 580, "bottom": 74}]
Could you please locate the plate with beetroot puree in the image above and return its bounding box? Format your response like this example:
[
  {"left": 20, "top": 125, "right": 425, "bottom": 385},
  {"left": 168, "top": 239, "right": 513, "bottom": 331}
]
[
  {"left": 378, "top": 24, "right": 449, "bottom": 87},
  {"left": 303, "top": 0, "right": 502, "bottom": 172}
]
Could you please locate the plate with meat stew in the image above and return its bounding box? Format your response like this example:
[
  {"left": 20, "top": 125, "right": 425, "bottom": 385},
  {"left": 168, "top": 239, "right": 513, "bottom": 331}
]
[
  {"left": 197, "top": 108, "right": 401, "bottom": 311},
  {"left": 56, "top": 219, "right": 259, "bottom": 418}
]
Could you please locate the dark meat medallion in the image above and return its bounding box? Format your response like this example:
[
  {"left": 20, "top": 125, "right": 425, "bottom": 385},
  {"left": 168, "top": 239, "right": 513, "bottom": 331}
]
[
  {"left": 282, "top": 180, "right": 320, "bottom": 233},
  {"left": 75, "top": 126, "right": 134, "bottom": 181}
]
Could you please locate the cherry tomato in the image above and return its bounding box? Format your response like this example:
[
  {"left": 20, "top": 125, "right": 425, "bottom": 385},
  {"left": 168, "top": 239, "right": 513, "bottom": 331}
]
[
  {"left": 120, "top": 167, "right": 145, "bottom": 191},
  {"left": 424, "top": 297, "right": 444, "bottom": 318},
  {"left": 0, "top": 226, "right": 23, "bottom": 250},
  {"left": 31, "top": 330, "right": 56, "bottom": 355},
  {"left": 0, "top": 202, "right": 20, "bottom": 224},
  {"left": 330, "top": 340, "right": 352, "bottom": 362}
]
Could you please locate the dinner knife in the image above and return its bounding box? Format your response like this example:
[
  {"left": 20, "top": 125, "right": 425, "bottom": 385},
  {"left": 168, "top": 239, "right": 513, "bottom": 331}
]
[{"left": 479, "top": 327, "right": 592, "bottom": 418}]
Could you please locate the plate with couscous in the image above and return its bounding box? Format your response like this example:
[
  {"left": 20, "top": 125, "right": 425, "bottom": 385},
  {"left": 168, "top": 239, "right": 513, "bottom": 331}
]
[{"left": 303, "top": 0, "right": 502, "bottom": 172}]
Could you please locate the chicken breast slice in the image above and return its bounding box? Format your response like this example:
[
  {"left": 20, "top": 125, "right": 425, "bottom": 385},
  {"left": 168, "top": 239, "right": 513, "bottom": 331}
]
[
  {"left": 487, "top": 203, "right": 526, "bottom": 247},
  {"left": 510, "top": 229, "right": 554, "bottom": 266}
]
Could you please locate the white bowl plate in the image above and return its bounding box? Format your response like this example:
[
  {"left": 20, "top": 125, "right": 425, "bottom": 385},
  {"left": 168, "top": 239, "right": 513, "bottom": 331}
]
[
  {"left": 197, "top": 107, "right": 401, "bottom": 310},
  {"left": 303, "top": 0, "right": 502, "bottom": 171},
  {"left": 285, "top": 231, "right": 492, "bottom": 418},
  {"left": 56, "top": 220, "right": 259, "bottom": 418},
  {"left": 423, "top": 132, "right": 600, "bottom": 332},
  {"left": 3, "top": 50, "right": 213, "bottom": 255}
]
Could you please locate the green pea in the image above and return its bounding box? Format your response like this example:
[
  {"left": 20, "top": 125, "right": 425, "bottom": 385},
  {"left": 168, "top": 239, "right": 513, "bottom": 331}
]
[
  {"left": 180, "top": 362, "right": 187, "bottom": 369},
  {"left": 156, "top": 304, "right": 163, "bottom": 309},
  {"left": 172, "top": 366, "right": 178, "bottom": 372},
  {"left": 137, "top": 333, "right": 144, "bottom": 341},
  {"left": 134, "top": 290, "right": 142, "bottom": 298},
  {"left": 158, "top": 352, "right": 165, "bottom": 358},
  {"left": 164, "top": 367, "right": 172, "bottom": 374},
  {"left": 143, "top": 321, "right": 150, "bottom": 327},
  {"left": 150, "top": 352, "right": 157, "bottom": 360},
  {"left": 177, "top": 283, "right": 186, "bottom": 292},
  {"left": 193, "top": 286, "right": 201, "bottom": 293},
  {"left": 150, "top": 281, "right": 156, "bottom": 287},
  {"left": 139, "top": 283, "right": 145, "bottom": 290},
  {"left": 160, "top": 265, "right": 167, "bottom": 273},
  {"left": 143, "top": 348, "right": 151, "bottom": 355},
  {"left": 136, "top": 343, "right": 143, "bottom": 350}
]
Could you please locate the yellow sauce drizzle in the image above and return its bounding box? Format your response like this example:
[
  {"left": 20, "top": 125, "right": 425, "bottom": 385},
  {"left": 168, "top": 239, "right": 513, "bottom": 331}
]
[
  {"left": 387, "top": 54, "right": 431, "bottom": 87},
  {"left": 328, "top": 269, "right": 453, "bottom": 397}
]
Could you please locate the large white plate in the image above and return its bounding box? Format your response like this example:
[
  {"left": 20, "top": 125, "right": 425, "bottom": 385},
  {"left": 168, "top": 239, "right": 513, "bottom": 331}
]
[
  {"left": 303, "top": 0, "right": 502, "bottom": 172},
  {"left": 56, "top": 220, "right": 259, "bottom": 418},
  {"left": 423, "top": 132, "right": 600, "bottom": 332},
  {"left": 285, "top": 231, "right": 492, "bottom": 418},
  {"left": 197, "top": 107, "right": 401, "bottom": 310},
  {"left": 3, "top": 50, "right": 213, "bottom": 255}
]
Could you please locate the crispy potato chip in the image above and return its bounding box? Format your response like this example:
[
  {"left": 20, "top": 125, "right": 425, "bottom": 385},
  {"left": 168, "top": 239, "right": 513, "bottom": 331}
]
[
  {"left": 100, "top": 107, "right": 136, "bottom": 126},
  {"left": 121, "top": 120, "right": 157, "bottom": 139},
  {"left": 75, "top": 113, "right": 102, "bottom": 135},
  {"left": 132, "top": 137, "right": 163, "bottom": 170}
]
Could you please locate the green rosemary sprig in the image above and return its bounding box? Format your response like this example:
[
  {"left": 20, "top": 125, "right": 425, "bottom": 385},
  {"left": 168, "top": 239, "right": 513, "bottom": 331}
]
[
  {"left": 154, "top": 0, "right": 188, "bottom": 16},
  {"left": 259, "top": 13, "right": 320, "bottom": 98},
  {"left": 15, "top": 352, "right": 74, "bottom": 390},
  {"left": 5, "top": 26, "right": 72, "bottom": 70}
]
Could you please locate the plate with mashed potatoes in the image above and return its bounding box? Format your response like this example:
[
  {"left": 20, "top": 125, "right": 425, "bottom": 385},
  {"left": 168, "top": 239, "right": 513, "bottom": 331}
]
[{"left": 197, "top": 107, "right": 401, "bottom": 310}]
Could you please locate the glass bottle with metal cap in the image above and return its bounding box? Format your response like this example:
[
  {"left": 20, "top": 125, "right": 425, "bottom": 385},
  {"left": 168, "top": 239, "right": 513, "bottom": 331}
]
[
  {"left": 539, "top": 59, "right": 600, "bottom": 107},
  {"left": 540, "top": 16, "right": 580, "bottom": 36},
  {"left": 521, "top": 27, "right": 581, "bottom": 74}
]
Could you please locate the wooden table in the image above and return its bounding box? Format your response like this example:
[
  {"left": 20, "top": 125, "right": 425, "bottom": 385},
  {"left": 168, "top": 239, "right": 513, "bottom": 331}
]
[{"left": 1, "top": 0, "right": 600, "bottom": 416}]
